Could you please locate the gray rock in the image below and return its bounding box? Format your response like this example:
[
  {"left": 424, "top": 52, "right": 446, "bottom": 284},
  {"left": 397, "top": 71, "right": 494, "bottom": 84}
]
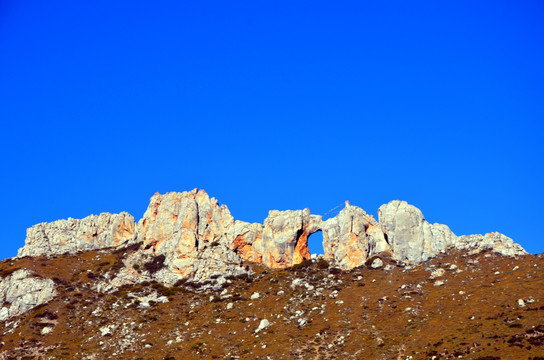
[
  {"left": 0, "top": 269, "right": 56, "bottom": 320},
  {"left": 378, "top": 200, "right": 526, "bottom": 263},
  {"left": 18, "top": 212, "right": 137, "bottom": 257},
  {"left": 378, "top": 200, "right": 457, "bottom": 263},
  {"left": 257, "top": 208, "right": 321, "bottom": 268},
  {"left": 455, "top": 232, "right": 526, "bottom": 257}
]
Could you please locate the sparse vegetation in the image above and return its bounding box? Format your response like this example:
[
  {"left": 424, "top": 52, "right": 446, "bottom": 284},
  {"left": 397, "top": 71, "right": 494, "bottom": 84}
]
[{"left": 0, "top": 248, "right": 543, "bottom": 359}]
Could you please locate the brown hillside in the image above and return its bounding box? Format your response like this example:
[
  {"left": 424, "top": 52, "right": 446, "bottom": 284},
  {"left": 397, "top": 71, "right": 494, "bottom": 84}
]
[{"left": 0, "top": 247, "right": 543, "bottom": 360}]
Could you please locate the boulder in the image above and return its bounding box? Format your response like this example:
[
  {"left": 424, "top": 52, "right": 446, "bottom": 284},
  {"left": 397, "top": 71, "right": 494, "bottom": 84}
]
[{"left": 0, "top": 269, "right": 56, "bottom": 321}]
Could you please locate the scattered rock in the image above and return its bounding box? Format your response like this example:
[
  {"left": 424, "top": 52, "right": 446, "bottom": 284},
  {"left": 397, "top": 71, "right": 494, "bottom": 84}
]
[
  {"left": 99, "top": 324, "right": 115, "bottom": 336},
  {"left": 41, "top": 326, "right": 54, "bottom": 335},
  {"left": 370, "top": 258, "right": 384, "bottom": 269},
  {"left": 430, "top": 268, "right": 446, "bottom": 279},
  {"left": 255, "top": 319, "right": 270, "bottom": 333}
]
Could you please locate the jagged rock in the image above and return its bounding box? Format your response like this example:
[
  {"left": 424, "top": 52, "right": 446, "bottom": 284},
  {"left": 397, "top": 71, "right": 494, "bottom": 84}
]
[
  {"left": 322, "top": 201, "right": 391, "bottom": 269},
  {"left": 253, "top": 209, "right": 321, "bottom": 268},
  {"left": 378, "top": 200, "right": 526, "bottom": 263},
  {"left": 15, "top": 189, "right": 527, "bottom": 287},
  {"left": 139, "top": 189, "right": 249, "bottom": 284},
  {"left": 455, "top": 232, "right": 526, "bottom": 257},
  {"left": 0, "top": 269, "right": 56, "bottom": 321},
  {"left": 231, "top": 220, "right": 264, "bottom": 264},
  {"left": 18, "top": 212, "right": 137, "bottom": 257}
]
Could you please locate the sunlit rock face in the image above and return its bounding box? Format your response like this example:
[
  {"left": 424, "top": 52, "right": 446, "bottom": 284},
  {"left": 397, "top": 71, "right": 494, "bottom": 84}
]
[
  {"left": 17, "top": 212, "right": 137, "bottom": 257},
  {"left": 0, "top": 269, "right": 56, "bottom": 321},
  {"left": 16, "top": 189, "right": 527, "bottom": 286},
  {"left": 139, "top": 189, "right": 248, "bottom": 282},
  {"left": 322, "top": 201, "right": 391, "bottom": 269},
  {"left": 377, "top": 200, "right": 458, "bottom": 263},
  {"left": 378, "top": 200, "right": 526, "bottom": 264},
  {"left": 258, "top": 209, "right": 321, "bottom": 268},
  {"left": 231, "top": 209, "right": 321, "bottom": 269}
]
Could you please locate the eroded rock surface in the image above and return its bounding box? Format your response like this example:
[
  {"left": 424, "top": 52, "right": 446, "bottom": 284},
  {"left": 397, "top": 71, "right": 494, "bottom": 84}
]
[
  {"left": 256, "top": 209, "right": 321, "bottom": 268},
  {"left": 138, "top": 189, "right": 249, "bottom": 284},
  {"left": 15, "top": 190, "right": 527, "bottom": 287},
  {"left": 378, "top": 200, "right": 526, "bottom": 263},
  {"left": 0, "top": 269, "right": 56, "bottom": 321},
  {"left": 18, "top": 212, "right": 137, "bottom": 257},
  {"left": 455, "top": 232, "right": 526, "bottom": 257},
  {"left": 322, "top": 201, "right": 391, "bottom": 269}
]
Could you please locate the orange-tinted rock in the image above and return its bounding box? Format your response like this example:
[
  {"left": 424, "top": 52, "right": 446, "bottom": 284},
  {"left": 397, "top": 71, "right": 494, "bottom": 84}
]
[{"left": 322, "top": 201, "right": 391, "bottom": 269}]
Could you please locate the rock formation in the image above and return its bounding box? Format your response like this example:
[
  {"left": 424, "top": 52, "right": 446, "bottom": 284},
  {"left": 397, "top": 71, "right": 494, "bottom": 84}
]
[
  {"left": 138, "top": 190, "right": 248, "bottom": 284},
  {"left": 15, "top": 189, "right": 527, "bottom": 286},
  {"left": 378, "top": 200, "right": 458, "bottom": 263},
  {"left": 0, "top": 269, "right": 56, "bottom": 321},
  {"left": 18, "top": 212, "right": 137, "bottom": 257},
  {"left": 378, "top": 200, "right": 526, "bottom": 264},
  {"left": 322, "top": 201, "right": 391, "bottom": 269}
]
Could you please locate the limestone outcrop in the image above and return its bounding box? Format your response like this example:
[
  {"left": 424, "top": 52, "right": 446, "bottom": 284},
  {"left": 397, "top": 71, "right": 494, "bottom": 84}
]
[
  {"left": 18, "top": 212, "right": 137, "bottom": 257},
  {"left": 0, "top": 269, "right": 56, "bottom": 321},
  {"left": 15, "top": 189, "right": 528, "bottom": 286},
  {"left": 322, "top": 201, "right": 391, "bottom": 269},
  {"left": 378, "top": 200, "right": 458, "bottom": 263},
  {"left": 455, "top": 232, "right": 526, "bottom": 257},
  {"left": 138, "top": 189, "right": 248, "bottom": 283},
  {"left": 378, "top": 200, "right": 526, "bottom": 263}
]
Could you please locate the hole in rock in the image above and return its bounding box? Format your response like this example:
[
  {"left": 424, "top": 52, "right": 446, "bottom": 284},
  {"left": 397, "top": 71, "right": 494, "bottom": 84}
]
[{"left": 308, "top": 231, "right": 324, "bottom": 255}]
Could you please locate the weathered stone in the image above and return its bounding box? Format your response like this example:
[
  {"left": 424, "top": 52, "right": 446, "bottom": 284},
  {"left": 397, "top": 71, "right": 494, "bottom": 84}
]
[
  {"left": 139, "top": 189, "right": 249, "bottom": 283},
  {"left": 378, "top": 200, "right": 526, "bottom": 263},
  {"left": 252, "top": 209, "right": 321, "bottom": 268},
  {"left": 0, "top": 269, "right": 56, "bottom": 321},
  {"left": 378, "top": 201, "right": 459, "bottom": 263},
  {"left": 322, "top": 201, "right": 391, "bottom": 269},
  {"left": 455, "top": 232, "right": 526, "bottom": 257},
  {"left": 16, "top": 189, "right": 528, "bottom": 287},
  {"left": 18, "top": 212, "right": 137, "bottom": 257}
]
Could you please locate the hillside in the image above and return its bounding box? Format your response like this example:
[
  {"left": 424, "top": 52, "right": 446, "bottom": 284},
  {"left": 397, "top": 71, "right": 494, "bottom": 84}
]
[
  {"left": 0, "top": 247, "right": 543, "bottom": 359},
  {"left": 0, "top": 189, "right": 541, "bottom": 359}
]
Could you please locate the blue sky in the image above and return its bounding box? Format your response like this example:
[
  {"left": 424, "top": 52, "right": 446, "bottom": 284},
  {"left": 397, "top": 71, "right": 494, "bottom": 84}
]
[{"left": 1, "top": 1, "right": 543, "bottom": 259}]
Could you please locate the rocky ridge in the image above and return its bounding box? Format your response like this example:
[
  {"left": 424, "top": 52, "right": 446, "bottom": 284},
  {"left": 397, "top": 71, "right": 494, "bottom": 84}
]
[
  {"left": 17, "top": 189, "right": 525, "bottom": 285},
  {"left": 0, "top": 189, "right": 539, "bottom": 359}
]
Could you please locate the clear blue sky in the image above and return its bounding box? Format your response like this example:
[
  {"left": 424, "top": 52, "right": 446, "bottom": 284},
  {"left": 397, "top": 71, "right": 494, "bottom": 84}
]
[{"left": 1, "top": 1, "right": 543, "bottom": 259}]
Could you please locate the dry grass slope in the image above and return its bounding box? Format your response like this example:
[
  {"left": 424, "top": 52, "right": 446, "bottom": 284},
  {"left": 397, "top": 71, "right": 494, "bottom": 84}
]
[{"left": 0, "top": 247, "right": 543, "bottom": 360}]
